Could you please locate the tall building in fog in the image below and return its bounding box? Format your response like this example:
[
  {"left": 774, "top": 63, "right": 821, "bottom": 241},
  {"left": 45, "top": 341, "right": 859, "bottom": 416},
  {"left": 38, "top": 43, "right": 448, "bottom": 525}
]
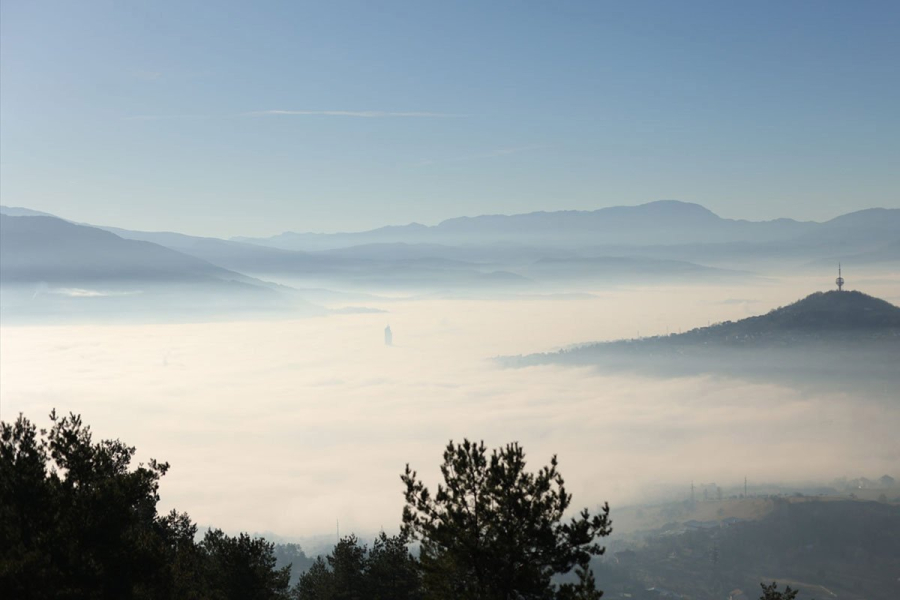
[{"left": 384, "top": 325, "right": 393, "bottom": 347}]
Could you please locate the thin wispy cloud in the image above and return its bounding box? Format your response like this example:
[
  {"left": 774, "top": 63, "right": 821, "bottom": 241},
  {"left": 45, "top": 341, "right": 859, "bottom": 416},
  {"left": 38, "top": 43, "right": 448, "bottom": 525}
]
[
  {"left": 125, "top": 110, "right": 463, "bottom": 121},
  {"left": 244, "top": 110, "right": 463, "bottom": 118}
]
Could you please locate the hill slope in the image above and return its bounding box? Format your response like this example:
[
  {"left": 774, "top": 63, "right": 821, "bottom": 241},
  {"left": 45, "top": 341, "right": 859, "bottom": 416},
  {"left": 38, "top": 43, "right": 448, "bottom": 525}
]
[
  {"left": 0, "top": 215, "right": 263, "bottom": 287},
  {"left": 503, "top": 290, "right": 900, "bottom": 388},
  {"left": 579, "top": 290, "right": 900, "bottom": 349},
  {"left": 715, "top": 290, "right": 900, "bottom": 333}
]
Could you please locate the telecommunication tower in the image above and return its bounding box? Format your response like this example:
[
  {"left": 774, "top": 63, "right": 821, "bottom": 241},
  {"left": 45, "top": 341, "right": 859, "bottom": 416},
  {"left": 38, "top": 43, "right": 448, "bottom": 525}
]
[{"left": 835, "top": 263, "right": 844, "bottom": 292}]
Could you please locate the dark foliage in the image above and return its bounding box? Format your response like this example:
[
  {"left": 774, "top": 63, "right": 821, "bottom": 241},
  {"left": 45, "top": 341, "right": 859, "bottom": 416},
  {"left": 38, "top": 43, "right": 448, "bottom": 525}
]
[
  {"left": 401, "top": 439, "right": 611, "bottom": 599},
  {"left": 759, "top": 581, "right": 799, "bottom": 600},
  {"left": 201, "top": 529, "right": 291, "bottom": 600},
  {"left": 293, "top": 533, "right": 421, "bottom": 600},
  {"left": 3, "top": 413, "right": 614, "bottom": 599},
  {"left": 273, "top": 543, "right": 316, "bottom": 587},
  {"left": 0, "top": 412, "right": 291, "bottom": 599}
]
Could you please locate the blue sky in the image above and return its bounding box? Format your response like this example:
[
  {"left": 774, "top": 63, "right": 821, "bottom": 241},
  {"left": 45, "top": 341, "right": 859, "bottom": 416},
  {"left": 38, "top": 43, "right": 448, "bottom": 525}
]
[{"left": 2, "top": 0, "right": 898, "bottom": 236}]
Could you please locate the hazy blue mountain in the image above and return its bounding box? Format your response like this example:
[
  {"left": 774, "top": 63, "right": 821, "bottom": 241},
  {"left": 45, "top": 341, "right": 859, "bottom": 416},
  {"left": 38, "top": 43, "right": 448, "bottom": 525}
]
[
  {"left": 0, "top": 205, "right": 320, "bottom": 279},
  {"left": 98, "top": 225, "right": 353, "bottom": 274},
  {"left": 0, "top": 213, "right": 534, "bottom": 294},
  {"left": 233, "top": 200, "right": 819, "bottom": 251},
  {"left": 4, "top": 203, "right": 895, "bottom": 286},
  {"left": 570, "top": 207, "right": 900, "bottom": 270},
  {"left": 522, "top": 256, "right": 742, "bottom": 282},
  {"left": 317, "top": 242, "right": 546, "bottom": 263},
  {"left": 815, "top": 207, "right": 900, "bottom": 238},
  {"left": 228, "top": 201, "right": 898, "bottom": 275},
  {"left": 238, "top": 222, "right": 433, "bottom": 252},
  {"left": 0, "top": 205, "right": 58, "bottom": 218},
  {"left": 787, "top": 208, "right": 900, "bottom": 255},
  {"left": 0, "top": 215, "right": 265, "bottom": 287},
  {"left": 99, "top": 226, "right": 535, "bottom": 290},
  {"left": 0, "top": 215, "right": 325, "bottom": 322},
  {"left": 0, "top": 205, "right": 329, "bottom": 275},
  {"left": 807, "top": 240, "right": 900, "bottom": 268},
  {"left": 76, "top": 222, "right": 748, "bottom": 287}
]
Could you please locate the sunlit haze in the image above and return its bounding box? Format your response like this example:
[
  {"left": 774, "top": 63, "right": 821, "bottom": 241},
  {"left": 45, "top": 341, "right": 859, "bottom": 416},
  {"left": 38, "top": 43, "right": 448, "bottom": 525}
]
[
  {"left": 3, "top": 275, "right": 898, "bottom": 538},
  {"left": 2, "top": 3, "right": 899, "bottom": 598}
]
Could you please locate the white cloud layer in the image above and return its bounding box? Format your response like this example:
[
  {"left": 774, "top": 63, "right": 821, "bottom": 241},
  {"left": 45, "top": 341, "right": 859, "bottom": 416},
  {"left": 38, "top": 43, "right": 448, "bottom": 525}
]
[{"left": 2, "top": 277, "right": 898, "bottom": 540}]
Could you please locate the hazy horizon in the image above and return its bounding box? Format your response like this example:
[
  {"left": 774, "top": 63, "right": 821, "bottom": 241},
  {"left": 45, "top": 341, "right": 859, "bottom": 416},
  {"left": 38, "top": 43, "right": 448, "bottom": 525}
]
[{"left": 3, "top": 198, "right": 896, "bottom": 240}]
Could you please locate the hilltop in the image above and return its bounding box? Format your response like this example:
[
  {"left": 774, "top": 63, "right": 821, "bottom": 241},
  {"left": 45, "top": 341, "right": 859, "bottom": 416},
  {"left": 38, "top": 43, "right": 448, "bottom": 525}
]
[
  {"left": 503, "top": 290, "right": 900, "bottom": 387},
  {"left": 536, "top": 290, "right": 900, "bottom": 355},
  {"left": 683, "top": 290, "right": 900, "bottom": 339}
]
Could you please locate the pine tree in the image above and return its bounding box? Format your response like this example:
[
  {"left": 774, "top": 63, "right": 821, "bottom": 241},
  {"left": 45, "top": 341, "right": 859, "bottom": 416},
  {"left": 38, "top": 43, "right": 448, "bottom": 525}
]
[{"left": 401, "top": 439, "right": 611, "bottom": 600}]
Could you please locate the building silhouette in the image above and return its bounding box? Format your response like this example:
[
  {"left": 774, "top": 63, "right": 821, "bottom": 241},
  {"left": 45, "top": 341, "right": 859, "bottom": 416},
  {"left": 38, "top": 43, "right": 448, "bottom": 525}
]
[{"left": 384, "top": 325, "right": 393, "bottom": 346}]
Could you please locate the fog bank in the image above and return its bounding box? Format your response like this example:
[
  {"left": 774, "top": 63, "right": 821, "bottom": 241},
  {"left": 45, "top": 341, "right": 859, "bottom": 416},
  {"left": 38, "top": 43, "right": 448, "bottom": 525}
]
[{"left": 2, "top": 276, "right": 898, "bottom": 538}]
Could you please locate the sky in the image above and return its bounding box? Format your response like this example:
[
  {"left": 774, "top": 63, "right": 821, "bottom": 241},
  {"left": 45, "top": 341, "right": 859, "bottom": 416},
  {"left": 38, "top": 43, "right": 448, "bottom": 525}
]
[{"left": 2, "top": 0, "right": 898, "bottom": 237}]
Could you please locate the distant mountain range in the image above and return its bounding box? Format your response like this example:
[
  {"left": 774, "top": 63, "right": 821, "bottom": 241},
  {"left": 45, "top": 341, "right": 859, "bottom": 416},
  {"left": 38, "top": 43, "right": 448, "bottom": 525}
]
[
  {"left": 1, "top": 201, "right": 897, "bottom": 314},
  {"left": 229, "top": 200, "right": 900, "bottom": 255},
  {"left": 231, "top": 200, "right": 817, "bottom": 249}
]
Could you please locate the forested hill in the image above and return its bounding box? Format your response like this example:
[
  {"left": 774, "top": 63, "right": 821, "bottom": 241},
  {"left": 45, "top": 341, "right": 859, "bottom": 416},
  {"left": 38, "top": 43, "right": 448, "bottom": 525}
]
[
  {"left": 590, "top": 290, "right": 900, "bottom": 349},
  {"left": 503, "top": 290, "right": 900, "bottom": 378},
  {"left": 712, "top": 290, "right": 900, "bottom": 333},
  {"left": 624, "top": 290, "right": 900, "bottom": 350}
]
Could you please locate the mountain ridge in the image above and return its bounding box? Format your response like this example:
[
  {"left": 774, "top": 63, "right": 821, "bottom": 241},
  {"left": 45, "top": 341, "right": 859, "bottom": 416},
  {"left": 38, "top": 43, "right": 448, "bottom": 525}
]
[
  {"left": 0, "top": 215, "right": 268, "bottom": 288},
  {"left": 232, "top": 200, "right": 823, "bottom": 250},
  {"left": 3, "top": 202, "right": 896, "bottom": 277},
  {"left": 229, "top": 200, "right": 897, "bottom": 252}
]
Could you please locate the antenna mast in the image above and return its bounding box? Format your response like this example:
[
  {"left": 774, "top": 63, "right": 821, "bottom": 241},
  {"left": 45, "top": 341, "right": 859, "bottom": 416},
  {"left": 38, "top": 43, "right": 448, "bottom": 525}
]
[{"left": 836, "top": 263, "right": 844, "bottom": 292}]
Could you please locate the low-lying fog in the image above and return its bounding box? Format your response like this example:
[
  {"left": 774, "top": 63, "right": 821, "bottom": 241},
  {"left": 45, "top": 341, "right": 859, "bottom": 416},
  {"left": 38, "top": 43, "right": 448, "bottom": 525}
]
[{"left": 2, "top": 275, "right": 898, "bottom": 540}]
